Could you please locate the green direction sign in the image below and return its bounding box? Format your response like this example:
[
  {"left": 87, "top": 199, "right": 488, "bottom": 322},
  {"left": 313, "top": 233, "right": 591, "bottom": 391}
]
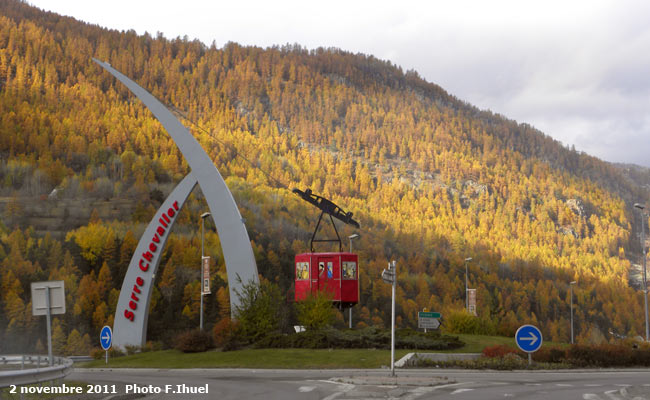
[{"left": 418, "top": 311, "right": 441, "bottom": 319}]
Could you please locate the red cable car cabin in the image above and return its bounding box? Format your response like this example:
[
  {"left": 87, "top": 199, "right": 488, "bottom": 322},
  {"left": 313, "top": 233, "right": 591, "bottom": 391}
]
[
  {"left": 292, "top": 188, "right": 360, "bottom": 308},
  {"left": 295, "top": 252, "right": 359, "bottom": 307}
]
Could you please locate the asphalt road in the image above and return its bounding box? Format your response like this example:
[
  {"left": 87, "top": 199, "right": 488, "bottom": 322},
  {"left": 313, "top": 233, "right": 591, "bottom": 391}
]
[{"left": 67, "top": 368, "right": 650, "bottom": 400}]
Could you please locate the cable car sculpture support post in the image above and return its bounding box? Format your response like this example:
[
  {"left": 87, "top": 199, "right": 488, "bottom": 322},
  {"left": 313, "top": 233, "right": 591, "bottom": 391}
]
[{"left": 293, "top": 188, "right": 360, "bottom": 310}]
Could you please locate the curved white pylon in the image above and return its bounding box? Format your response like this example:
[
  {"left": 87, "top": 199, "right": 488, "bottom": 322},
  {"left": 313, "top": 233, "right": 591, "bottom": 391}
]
[{"left": 94, "top": 59, "right": 259, "bottom": 349}]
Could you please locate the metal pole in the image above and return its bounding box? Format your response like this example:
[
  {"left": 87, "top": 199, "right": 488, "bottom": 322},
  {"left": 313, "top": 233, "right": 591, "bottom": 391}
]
[
  {"left": 349, "top": 307, "right": 352, "bottom": 329},
  {"left": 390, "top": 261, "right": 396, "bottom": 377},
  {"left": 641, "top": 214, "right": 650, "bottom": 341},
  {"left": 200, "top": 217, "right": 204, "bottom": 331},
  {"left": 105, "top": 350, "right": 108, "bottom": 365},
  {"left": 45, "top": 286, "right": 53, "bottom": 367},
  {"left": 465, "top": 260, "right": 469, "bottom": 312},
  {"left": 570, "top": 285, "right": 574, "bottom": 344}
]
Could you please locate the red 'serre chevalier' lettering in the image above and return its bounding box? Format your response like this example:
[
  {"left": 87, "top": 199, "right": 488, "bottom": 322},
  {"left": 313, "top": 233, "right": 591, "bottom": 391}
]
[{"left": 124, "top": 201, "right": 179, "bottom": 322}]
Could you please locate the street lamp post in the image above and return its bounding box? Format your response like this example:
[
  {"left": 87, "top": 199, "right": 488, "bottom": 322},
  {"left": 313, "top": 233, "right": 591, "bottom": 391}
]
[
  {"left": 570, "top": 281, "right": 577, "bottom": 344},
  {"left": 200, "top": 212, "right": 211, "bottom": 331},
  {"left": 464, "top": 257, "right": 472, "bottom": 312},
  {"left": 348, "top": 233, "right": 360, "bottom": 253},
  {"left": 347, "top": 234, "right": 360, "bottom": 329},
  {"left": 381, "top": 260, "right": 396, "bottom": 376},
  {"left": 635, "top": 203, "right": 649, "bottom": 341},
  {"left": 390, "top": 260, "right": 396, "bottom": 377}
]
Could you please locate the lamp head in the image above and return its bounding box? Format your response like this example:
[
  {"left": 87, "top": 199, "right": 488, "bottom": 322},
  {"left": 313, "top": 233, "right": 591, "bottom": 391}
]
[
  {"left": 348, "top": 233, "right": 360, "bottom": 240},
  {"left": 570, "top": 281, "right": 577, "bottom": 285},
  {"left": 200, "top": 212, "right": 211, "bottom": 219},
  {"left": 635, "top": 203, "right": 645, "bottom": 210},
  {"left": 465, "top": 257, "right": 473, "bottom": 262}
]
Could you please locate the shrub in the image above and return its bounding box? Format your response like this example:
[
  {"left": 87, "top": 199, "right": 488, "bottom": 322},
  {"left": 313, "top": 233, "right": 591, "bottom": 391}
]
[
  {"left": 499, "top": 353, "right": 528, "bottom": 369},
  {"left": 533, "top": 346, "right": 567, "bottom": 363},
  {"left": 174, "top": 329, "right": 214, "bottom": 353},
  {"left": 142, "top": 341, "right": 163, "bottom": 353},
  {"left": 91, "top": 347, "right": 125, "bottom": 359},
  {"left": 444, "top": 310, "right": 496, "bottom": 335},
  {"left": 252, "top": 327, "right": 464, "bottom": 350},
  {"left": 234, "top": 279, "right": 286, "bottom": 343},
  {"left": 221, "top": 335, "right": 244, "bottom": 352},
  {"left": 482, "top": 344, "right": 519, "bottom": 358},
  {"left": 565, "top": 343, "right": 650, "bottom": 367},
  {"left": 213, "top": 317, "right": 239, "bottom": 347},
  {"left": 90, "top": 348, "right": 103, "bottom": 360},
  {"left": 296, "top": 292, "right": 337, "bottom": 330},
  {"left": 413, "top": 353, "right": 542, "bottom": 370},
  {"left": 444, "top": 310, "right": 479, "bottom": 334}
]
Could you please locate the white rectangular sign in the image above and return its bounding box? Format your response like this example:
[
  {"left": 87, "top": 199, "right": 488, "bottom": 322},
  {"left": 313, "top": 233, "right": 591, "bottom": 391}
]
[
  {"left": 31, "top": 281, "right": 66, "bottom": 316},
  {"left": 468, "top": 288, "right": 477, "bottom": 316},
  {"left": 202, "top": 256, "right": 211, "bottom": 294},
  {"left": 418, "top": 317, "right": 440, "bottom": 330}
]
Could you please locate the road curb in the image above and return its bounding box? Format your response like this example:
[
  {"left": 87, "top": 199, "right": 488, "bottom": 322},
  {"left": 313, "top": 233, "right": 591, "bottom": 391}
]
[{"left": 330, "top": 375, "right": 455, "bottom": 387}]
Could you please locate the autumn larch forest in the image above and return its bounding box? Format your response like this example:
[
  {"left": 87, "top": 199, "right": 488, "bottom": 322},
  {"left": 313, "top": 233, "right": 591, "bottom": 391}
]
[{"left": 1, "top": 0, "right": 650, "bottom": 353}]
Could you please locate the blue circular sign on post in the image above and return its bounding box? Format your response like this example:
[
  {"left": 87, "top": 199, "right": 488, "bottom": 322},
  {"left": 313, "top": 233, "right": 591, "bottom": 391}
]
[
  {"left": 100, "top": 325, "right": 112, "bottom": 351},
  {"left": 515, "top": 324, "right": 542, "bottom": 353}
]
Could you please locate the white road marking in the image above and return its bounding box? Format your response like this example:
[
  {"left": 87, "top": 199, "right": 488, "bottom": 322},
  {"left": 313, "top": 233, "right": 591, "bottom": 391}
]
[
  {"left": 557, "top": 384, "right": 574, "bottom": 387},
  {"left": 525, "top": 383, "right": 542, "bottom": 386},
  {"left": 298, "top": 386, "right": 315, "bottom": 393},
  {"left": 585, "top": 384, "right": 603, "bottom": 387},
  {"left": 321, "top": 382, "right": 355, "bottom": 400},
  {"left": 615, "top": 384, "right": 631, "bottom": 387},
  {"left": 401, "top": 386, "right": 437, "bottom": 400},
  {"left": 583, "top": 394, "right": 603, "bottom": 400},
  {"left": 604, "top": 389, "right": 624, "bottom": 400},
  {"left": 451, "top": 388, "right": 474, "bottom": 395},
  {"left": 401, "top": 382, "right": 474, "bottom": 400}
]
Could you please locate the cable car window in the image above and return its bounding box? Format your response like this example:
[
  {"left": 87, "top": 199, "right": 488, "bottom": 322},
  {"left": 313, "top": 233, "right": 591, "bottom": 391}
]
[
  {"left": 342, "top": 262, "right": 357, "bottom": 279},
  {"left": 296, "top": 262, "right": 310, "bottom": 280}
]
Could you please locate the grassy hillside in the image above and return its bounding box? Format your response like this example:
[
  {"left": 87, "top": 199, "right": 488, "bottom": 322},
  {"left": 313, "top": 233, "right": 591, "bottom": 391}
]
[{"left": 0, "top": 0, "right": 648, "bottom": 353}]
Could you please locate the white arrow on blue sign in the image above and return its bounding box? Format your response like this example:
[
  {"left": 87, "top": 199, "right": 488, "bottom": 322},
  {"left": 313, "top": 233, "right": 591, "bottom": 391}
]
[
  {"left": 515, "top": 324, "right": 542, "bottom": 353},
  {"left": 100, "top": 325, "right": 112, "bottom": 351}
]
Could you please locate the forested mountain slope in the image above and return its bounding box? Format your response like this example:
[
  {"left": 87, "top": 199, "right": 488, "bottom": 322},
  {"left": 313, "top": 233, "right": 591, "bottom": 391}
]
[{"left": 0, "top": 0, "right": 648, "bottom": 352}]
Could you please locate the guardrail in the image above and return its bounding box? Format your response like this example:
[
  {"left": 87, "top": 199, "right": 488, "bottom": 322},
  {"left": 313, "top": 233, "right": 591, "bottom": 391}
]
[{"left": 0, "top": 355, "right": 73, "bottom": 388}]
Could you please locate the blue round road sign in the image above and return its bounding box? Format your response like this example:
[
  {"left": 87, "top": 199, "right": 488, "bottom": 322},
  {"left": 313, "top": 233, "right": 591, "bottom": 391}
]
[
  {"left": 100, "top": 325, "right": 112, "bottom": 351},
  {"left": 515, "top": 324, "right": 542, "bottom": 353}
]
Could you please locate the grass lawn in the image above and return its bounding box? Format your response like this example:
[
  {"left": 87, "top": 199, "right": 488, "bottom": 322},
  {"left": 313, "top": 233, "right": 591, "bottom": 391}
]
[
  {"left": 441, "top": 333, "right": 569, "bottom": 353},
  {"left": 78, "top": 334, "right": 569, "bottom": 369},
  {"left": 79, "top": 348, "right": 412, "bottom": 369},
  {"left": 442, "top": 333, "right": 517, "bottom": 353}
]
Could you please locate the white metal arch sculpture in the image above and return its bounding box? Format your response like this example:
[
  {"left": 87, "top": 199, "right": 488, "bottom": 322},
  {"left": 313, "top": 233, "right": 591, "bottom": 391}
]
[{"left": 93, "top": 59, "right": 259, "bottom": 349}]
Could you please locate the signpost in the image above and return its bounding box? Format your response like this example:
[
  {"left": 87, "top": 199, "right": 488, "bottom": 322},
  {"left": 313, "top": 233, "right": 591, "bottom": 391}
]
[
  {"left": 468, "top": 288, "right": 477, "bottom": 316},
  {"left": 31, "top": 281, "right": 65, "bottom": 366},
  {"left": 381, "top": 261, "right": 396, "bottom": 376},
  {"left": 418, "top": 311, "right": 441, "bottom": 332},
  {"left": 515, "top": 324, "right": 543, "bottom": 365},
  {"left": 100, "top": 325, "right": 112, "bottom": 364},
  {"left": 202, "top": 256, "right": 211, "bottom": 294}
]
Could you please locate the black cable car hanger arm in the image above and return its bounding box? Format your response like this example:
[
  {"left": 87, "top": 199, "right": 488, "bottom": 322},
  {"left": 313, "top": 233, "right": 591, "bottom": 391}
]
[{"left": 292, "top": 188, "right": 360, "bottom": 252}]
